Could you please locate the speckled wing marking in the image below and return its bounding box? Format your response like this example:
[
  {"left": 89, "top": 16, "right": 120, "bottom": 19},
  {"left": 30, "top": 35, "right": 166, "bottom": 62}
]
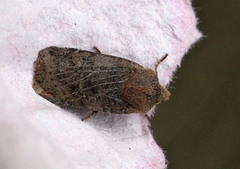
[
  {"left": 33, "top": 47, "right": 140, "bottom": 113},
  {"left": 33, "top": 46, "right": 170, "bottom": 115}
]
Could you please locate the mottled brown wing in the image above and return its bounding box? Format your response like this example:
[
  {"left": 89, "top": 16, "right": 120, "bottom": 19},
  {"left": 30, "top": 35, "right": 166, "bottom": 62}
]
[{"left": 33, "top": 46, "right": 143, "bottom": 114}]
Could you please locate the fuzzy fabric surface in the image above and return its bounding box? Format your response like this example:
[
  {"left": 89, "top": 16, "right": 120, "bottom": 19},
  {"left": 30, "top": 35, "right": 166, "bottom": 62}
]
[{"left": 0, "top": 0, "right": 201, "bottom": 168}]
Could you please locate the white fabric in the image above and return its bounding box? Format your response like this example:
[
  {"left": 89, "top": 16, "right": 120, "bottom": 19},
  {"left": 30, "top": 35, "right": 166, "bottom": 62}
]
[{"left": 0, "top": 0, "right": 201, "bottom": 168}]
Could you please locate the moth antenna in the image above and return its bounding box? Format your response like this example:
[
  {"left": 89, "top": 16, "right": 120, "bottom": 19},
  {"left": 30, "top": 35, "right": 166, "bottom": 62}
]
[{"left": 155, "top": 53, "right": 168, "bottom": 72}]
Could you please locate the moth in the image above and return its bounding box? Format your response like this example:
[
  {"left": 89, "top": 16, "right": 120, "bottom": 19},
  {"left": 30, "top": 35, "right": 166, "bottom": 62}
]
[{"left": 32, "top": 46, "right": 170, "bottom": 120}]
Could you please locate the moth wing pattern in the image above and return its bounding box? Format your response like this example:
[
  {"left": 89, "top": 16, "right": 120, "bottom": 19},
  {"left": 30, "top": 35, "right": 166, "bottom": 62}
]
[
  {"left": 33, "top": 46, "right": 142, "bottom": 114},
  {"left": 33, "top": 46, "right": 170, "bottom": 115}
]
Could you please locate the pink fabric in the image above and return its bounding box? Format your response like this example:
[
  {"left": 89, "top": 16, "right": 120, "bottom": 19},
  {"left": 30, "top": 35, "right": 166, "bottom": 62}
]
[{"left": 0, "top": 0, "right": 201, "bottom": 168}]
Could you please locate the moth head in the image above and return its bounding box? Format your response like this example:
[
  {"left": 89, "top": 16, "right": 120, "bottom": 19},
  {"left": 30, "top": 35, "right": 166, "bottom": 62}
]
[{"left": 122, "top": 68, "right": 169, "bottom": 113}]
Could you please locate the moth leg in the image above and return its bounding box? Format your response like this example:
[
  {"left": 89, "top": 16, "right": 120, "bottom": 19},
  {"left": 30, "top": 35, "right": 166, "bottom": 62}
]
[
  {"left": 155, "top": 53, "right": 168, "bottom": 72},
  {"left": 93, "top": 46, "right": 101, "bottom": 54},
  {"left": 144, "top": 114, "right": 150, "bottom": 121},
  {"left": 82, "top": 110, "right": 98, "bottom": 121}
]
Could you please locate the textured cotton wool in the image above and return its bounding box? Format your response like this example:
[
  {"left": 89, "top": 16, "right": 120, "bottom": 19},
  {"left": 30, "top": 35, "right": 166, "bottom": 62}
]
[{"left": 0, "top": 0, "right": 201, "bottom": 168}]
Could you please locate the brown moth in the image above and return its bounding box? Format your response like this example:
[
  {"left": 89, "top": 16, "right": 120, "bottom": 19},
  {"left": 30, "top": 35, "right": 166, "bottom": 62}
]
[{"left": 32, "top": 46, "right": 170, "bottom": 120}]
